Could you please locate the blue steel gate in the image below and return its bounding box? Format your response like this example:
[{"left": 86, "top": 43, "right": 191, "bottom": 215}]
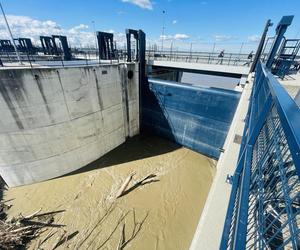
[
  {"left": 220, "top": 61, "right": 300, "bottom": 249},
  {"left": 142, "top": 79, "right": 241, "bottom": 159}
]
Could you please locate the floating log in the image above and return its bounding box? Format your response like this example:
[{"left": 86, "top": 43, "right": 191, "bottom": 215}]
[{"left": 116, "top": 172, "right": 135, "bottom": 198}]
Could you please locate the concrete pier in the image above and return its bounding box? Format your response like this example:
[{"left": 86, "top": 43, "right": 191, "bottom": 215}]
[{"left": 0, "top": 63, "right": 139, "bottom": 186}]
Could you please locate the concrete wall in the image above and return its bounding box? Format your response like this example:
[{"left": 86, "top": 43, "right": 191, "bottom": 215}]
[{"left": 0, "top": 63, "right": 139, "bottom": 187}]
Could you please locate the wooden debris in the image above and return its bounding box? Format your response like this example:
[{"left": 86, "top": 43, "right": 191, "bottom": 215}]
[
  {"left": 117, "top": 223, "right": 126, "bottom": 250},
  {"left": 21, "top": 208, "right": 42, "bottom": 220},
  {"left": 116, "top": 172, "right": 136, "bottom": 198},
  {"left": 97, "top": 211, "right": 130, "bottom": 249},
  {"left": 0, "top": 200, "right": 65, "bottom": 250},
  {"left": 35, "top": 230, "right": 57, "bottom": 249},
  {"left": 117, "top": 210, "right": 149, "bottom": 250},
  {"left": 51, "top": 230, "right": 67, "bottom": 250},
  {"left": 0, "top": 201, "right": 10, "bottom": 220},
  {"left": 116, "top": 173, "right": 159, "bottom": 198},
  {"left": 76, "top": 202, "right": 116, "bottom": 249}
]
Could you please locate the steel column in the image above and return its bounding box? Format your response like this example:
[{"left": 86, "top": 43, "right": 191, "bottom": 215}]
[{"left": 266, "top": 16, "right": 294, "bottom": 69}]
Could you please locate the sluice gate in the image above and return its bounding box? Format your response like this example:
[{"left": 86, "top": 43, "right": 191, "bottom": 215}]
[{"left": 142, "top": 78, "right": 241, "bottom": 159}]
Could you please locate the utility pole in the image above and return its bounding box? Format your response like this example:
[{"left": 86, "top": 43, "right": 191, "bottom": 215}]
[
  {"left": 92, "top": 20, "right": 98, "bottom": 58},
  {"left": 238, "top": 42, "right": 244, "bottom": 62},
  {"left": 170, "top": 40, "right": 173, "bottom": 59},
  {"left": 0, "top": 2, "right": 22, "bottom": 64},
  {"left": 295, "top": 27, "right": 300, "bottom": 38},
  {"left": 189, "top": 42, "right": 193, "bottom": 59},
  {"left": 238, "top": 42, "right": 244, "bottom": 54},
  {"left": 161, "top": 10, "right": 166, "bottom": 52},
  {"left": 212, "top": 42, "right": 216, "bottom": 53}
]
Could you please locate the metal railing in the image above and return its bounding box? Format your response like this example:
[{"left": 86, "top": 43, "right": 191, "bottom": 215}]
[
  {"left": 0, "top": 48, "right": 297, "bottom": 69},
  {"left": 146, "top": 50, "right": 270, "bottom": 67},
  {"left": 220, "top": 61, "right": 300, "bottom": 249},
  {"left": 0, "top": 50, "right": 125, "bottom": 68},
  {"left": 0, "top": 47, "right": 274, "bottom": 69}
]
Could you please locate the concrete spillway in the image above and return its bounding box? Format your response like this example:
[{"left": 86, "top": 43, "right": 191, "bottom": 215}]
[{"left": 0, "top": 63, "right": 139, "bottom": 186}]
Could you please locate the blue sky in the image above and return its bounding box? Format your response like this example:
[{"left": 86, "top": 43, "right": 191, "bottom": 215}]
[{"left": 0, "top": 0, "right": 300, "bottom": 52}]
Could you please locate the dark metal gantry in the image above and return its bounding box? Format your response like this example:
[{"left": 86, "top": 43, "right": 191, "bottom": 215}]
[
  {"left": 14, "top": 38, "right": 35, "bottom": 54},
  {"left": 0, "top": 39, "right": 14, "bottom": 52},
  {"left": 40, "top": 36, "right": 59, "bottom": 56},
  {"left": 126, "top": 29, "right": 139, "bottom": 62},
  {"left": 52, "top": 35, "right": 72, "bottom": 60},
  {"left": 96, "top": 31, "right": 116, "bottom": 60},
  {"left": 40, "top": 35, "right": 72, "bottom": 60}
]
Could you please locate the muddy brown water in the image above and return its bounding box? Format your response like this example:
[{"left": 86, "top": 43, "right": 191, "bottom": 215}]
[{"left": 3, "top": 135, "right": 216, "bottom": 250}]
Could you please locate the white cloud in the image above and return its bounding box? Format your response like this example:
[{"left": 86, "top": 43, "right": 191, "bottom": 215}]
[
  {"left": 172, "top": 20, "right": 177, "bottom": 24},
  {"left": 121, "top": 0, "right": 153, "bottom": 10},
  {"left": 0, "top": 15, "right": 62, "bottom": 44},
  {"left": 0, "top": 15, "right": 127, "bottom": 48},
  {"left": 248, "top": 35, "right": 261, "bottom": 42},
  {"left": 105, "top": 29, "right": 115, "bottom": 34},
  {"left": 174, "top": 33, "right": 189, "bottom": 40},
  {"left": 213, "top": 35, "right": 234, "bottom": 42},
  {"left": 160, "top": 33, "right": 189, "bottom": 41},
  {"left": 68, "top": 24, "right": 89, "bottom": 34},
  {"left": 159, "top": 35, "right": 173, "bottom": 41}
]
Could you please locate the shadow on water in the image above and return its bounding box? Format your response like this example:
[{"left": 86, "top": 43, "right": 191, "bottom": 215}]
[{"left": 61, "top": 133, "right": 180, "bottom": 178}]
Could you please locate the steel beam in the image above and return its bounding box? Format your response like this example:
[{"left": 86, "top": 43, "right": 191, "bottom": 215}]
[
  {"left": 266, "top": 15, "right": 294, "bottom": 69},
  {"left": 250, "top": 19, "right": 273, "bottom": 73}
]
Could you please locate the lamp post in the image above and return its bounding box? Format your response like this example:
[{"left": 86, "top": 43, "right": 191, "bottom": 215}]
[
  {"left": 295, "top": 27, "right": 300, "bottom": 38},
  {"left": 189, "top": 42, "right": 193, "bottom": 60},
  {"left": 92, "top": 20, "right": 98, "bottom": 58},
  {"left": 161, "top": 10, "right": 166, "bottom": 52},
  {"left": 0, "top": 2, "right": 22, "bottom": 64}
]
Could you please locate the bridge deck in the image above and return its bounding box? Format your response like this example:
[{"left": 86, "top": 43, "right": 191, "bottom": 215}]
[{"left": 149, "top": 60, "right": 250, "bottom": 78}]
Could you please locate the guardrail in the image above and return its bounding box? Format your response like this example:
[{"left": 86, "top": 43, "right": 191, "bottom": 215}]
[
  {"left": 1, "top": 49, "right": 267, "bottom": 68},
  {"left": 146, "top": 50, "right": 269, "bottom": 67},
  {"left": 220, "top": 61, "right": 300, "bottom": 249},
  {"left": 0, "top": 51, "right": 125, "bottom": 68},
  {"left": 0, "top": 48, "right": 295, "bottom": 69}
]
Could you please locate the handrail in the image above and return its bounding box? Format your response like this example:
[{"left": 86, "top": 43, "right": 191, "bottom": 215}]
[
  {"left": 261, "top": 64, "right": 300, "bottom": 175},
  {"left": 220, "top": 60, "right": 300, "bottom": 249}
]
